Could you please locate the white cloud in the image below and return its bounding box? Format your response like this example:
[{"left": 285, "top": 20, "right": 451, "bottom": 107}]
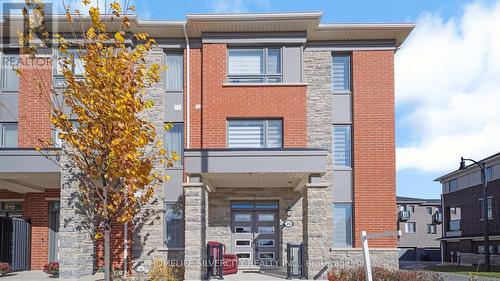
[
  {"left": 396, "top": 0, "right": 500, "bottom": 172},
  {"left": 211, "top": 0, "right": 270, "bottom": 13}
]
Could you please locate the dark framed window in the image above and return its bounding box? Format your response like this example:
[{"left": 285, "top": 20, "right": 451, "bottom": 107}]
[
  {"left": 333, "top": 203, "right": 352, "bottom": 247},
  {"left": 227, "top": 47, "right": 282, "bottom": 83},
  {"left": 332, "top": 54, "right": 351, "bottom": 93},
  {"left": 0, "top": 123, "right": 18, "bottom": 147},
  {"left": 333, "top": 125, "right": 351, "bottom": 167},
  {"left": 1, "top": 53, "right": 20, "bottom": 91},
  {"left": 164, "top": 123, "right": 184, "bottom": 167},
  {"left": 427, "top": 224, "right": 437, "bottom": 234},
  {"left": 480, "top": 197, "right": 493, "bottom": 220},
  {"left": 164, "top": 53, "right": 184, "bottom": 91},
  {"left": 426, "top": 207, "right": 433, "bottom": 215},
  {"left": 405, "top": 222, "right": 416, "bottom": 233},
  {"left": 227, "top": 119, "right": 282, "bottom": 148},
  {"left": 164, "top": 202, "right": 184, "bottom": 248}
]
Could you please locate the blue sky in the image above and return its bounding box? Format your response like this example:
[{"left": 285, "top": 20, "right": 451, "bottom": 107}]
[{"left": 3, "top": 0, "right": 499, "bottom": 199}]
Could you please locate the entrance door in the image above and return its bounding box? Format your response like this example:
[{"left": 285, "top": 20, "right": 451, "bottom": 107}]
[{"left": 230, "top": 201, "right": 279, "bottom": 267}]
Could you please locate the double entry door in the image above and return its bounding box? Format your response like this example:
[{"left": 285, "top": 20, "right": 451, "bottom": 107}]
[{"left": 230, "top": 201, "right": 279, "bottom": 267}]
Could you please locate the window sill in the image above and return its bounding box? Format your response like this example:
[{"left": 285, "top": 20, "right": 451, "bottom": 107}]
[
  {"left": 332, "top": 91, "right": 352, "bottom": 95},
  {"left": 157, "top": 247, "right": 185, "bottom": 251},
  {"left": 223, "top": 82, "right": 308, "bottom": 87}
]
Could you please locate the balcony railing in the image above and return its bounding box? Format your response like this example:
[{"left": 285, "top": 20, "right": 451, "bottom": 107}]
[
  {"left": 433, "top": 212, "right": 443, "bottom": 224},
  {"left": 398, "top": 210, "right": 411, "bottom": 221}
]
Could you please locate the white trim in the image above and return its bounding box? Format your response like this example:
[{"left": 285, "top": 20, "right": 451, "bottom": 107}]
[
  {"left": 234, "top": 226, "right": 252, "bottom": 233},
  {"left": 258, "top": 252, "right": 275, "bottom": 260},
  {"left": 235, "top": 252, "right": 252, "bottom": 260},
  {"left": 44, "top": 197, "right": 60, "bottom": 201},
  {"left": 223, "top": 82, "right": 307, "bottom": 87}
]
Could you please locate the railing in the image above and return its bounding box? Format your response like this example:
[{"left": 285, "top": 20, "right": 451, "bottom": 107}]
[
  {"left": 286, "top": 243, "right": 305, "bottom": 279},
  {"left": 398, "top": 210, "right": 411, "bottom": 221},
  {"left": 206, "top": 243, "right": 224, "bottom": 280},
  {"left": 433, "top": 212, "right": 443, "bottom": 224}
]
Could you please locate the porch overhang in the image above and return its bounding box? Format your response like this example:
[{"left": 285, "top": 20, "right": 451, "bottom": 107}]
[
  {"left": 0, "top": 148, "right": 61, "bottom": 193},
  {"left": 184, "top": 148, "right": 327, "bottom": 190}
]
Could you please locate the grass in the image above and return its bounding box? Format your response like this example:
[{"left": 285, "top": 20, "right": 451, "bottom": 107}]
[{"left": 426, "top": 265, "right": 500, "bottom": 278}]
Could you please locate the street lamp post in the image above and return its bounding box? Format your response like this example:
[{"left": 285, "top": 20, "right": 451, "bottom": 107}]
[{"left": 459, "top": 157, "right": 490, "bottom": 271}]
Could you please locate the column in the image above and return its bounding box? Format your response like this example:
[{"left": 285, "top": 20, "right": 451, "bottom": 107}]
[
  {"left": 58, "top": 155, "right": 95, "bottom": 280},
  {"left": 303, "top": 175, "right": 330, "bottom": 279},
  {"left": 183, "top": 175, "right": 208, "bottom": 280}
]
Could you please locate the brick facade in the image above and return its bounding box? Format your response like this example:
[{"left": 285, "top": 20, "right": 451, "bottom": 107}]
[
  {"left": 197, "top": 44, "right": 307, "bottom": 149},
  {"left": 17, "top": 55, "right": 52, "bottom": 147},
  {"left": 352, "top": 50, "right": 397, "bottom": 248}
]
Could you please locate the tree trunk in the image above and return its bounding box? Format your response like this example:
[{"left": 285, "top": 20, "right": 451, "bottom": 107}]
[{"left": 104, "top": 228, "right": 111, "bottom": 281}]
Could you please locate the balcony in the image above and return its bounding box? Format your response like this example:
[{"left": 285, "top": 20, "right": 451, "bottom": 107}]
[
  {"left": 398, "top": 210, "right": 411, "bottom": 221},
  {"left": 433, "top": 212, "right": 443, "bottom": 224}
]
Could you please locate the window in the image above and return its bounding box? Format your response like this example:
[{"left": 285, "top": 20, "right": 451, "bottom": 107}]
[
  {"left": 1, "top": 123, "right": 18, "bottom": 147},
  {"left": 408, "top": 205, "right": 415, "bottom": 213},
  {"left": 257, "top": 214, "right": 275, "bottom": 222},
  {"left": 258, "top": 252, "right": 275, "bottom": 260},
  {"left": 164, "top": 202, "right": 184, "bottom": 248},
  {"left": 258, "top": 239, "right": 275, "bottom": 247},
  {"left": 164, "top": 123, "right": 183, "bottom": 167},
  {"left": 480, "top": 197, "right": 493, "bottom": 220},
  {"left": 234, "top": 213, "right": 252, "bottom": 222},
  {"left": 426, "top": 207, "right": 433, "bottom": 215},
  {"left": 449, "top": 179, "right": 458, "bottom": 192},
  {"left": 450, "top": 207, "right": 457, "bottom": 215},
  {"left": 227, "top": 119, "right": 282, "bottom": 148},
  {"left": 235, "top": 240, "right": 251, "bottom": 246},
  {"left": 258, "top": 226, "right": 275, "bottom": 234},
  {"left": 427, "top": 224, "right": 437, "bottom": 234},
  {"left": 333, "top": 203, "right": 352, "bottom": 247},
  {"left": 227, "top": 48, "right": 282, "bottom": 83},
  {"left": 1, "top": 53, "right": 20, "bottom": 91},
  {"left": 333, "top": 125, "right": 351, "bottom": 167},
  {"left": 486, "top": 166, "right": 493, "bottom": 182},
  {"left": 164, "top": 53, "right": 183, "bottom": 91},
  {"left": 236, "top": 253, "right": 251, "bottom": 259},
  {"left": 405, "top": 222, "right": 416, "bottom": 233},
  {"left": 235, "top": 226, "right": 251, "bottom": 233},
  {"left": 332, "top": 54, "right": 351, "bottom": 92},
  {"left": 449, "top": 219, "right": 460, "bottom": 231}
]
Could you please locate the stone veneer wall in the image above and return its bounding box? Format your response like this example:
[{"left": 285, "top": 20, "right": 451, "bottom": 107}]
[
  {"left": 303, "top": 50, "right": 335, "bottom": 279},
  {"left": 206, "top": 187, "right": 304, "bottom": 265},
  {"left": 132, "top": 46, "right": 169, "bottom": 270},
  {"left": 303, "top": 50, "right": 398, "bottom": 279}
]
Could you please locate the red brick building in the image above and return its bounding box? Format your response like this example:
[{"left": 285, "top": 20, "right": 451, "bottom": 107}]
[{"left": 0, "top": 12, "right": 414, "bottom": 279}]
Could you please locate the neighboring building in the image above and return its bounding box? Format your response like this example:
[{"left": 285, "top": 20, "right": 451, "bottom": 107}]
[
  {"left": 0, "top": 12, "right": 414, "bottom": 279},
  {"left": 396, "top": 196, "right": 442, "bottom": 262},
  {"left": 435, "top": 152, "right": 500, "bottom": 266}
]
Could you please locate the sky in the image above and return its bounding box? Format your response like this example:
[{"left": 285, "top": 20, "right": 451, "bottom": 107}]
[{"left": 3, "top": 0, "right": 500, "bottom": 199}]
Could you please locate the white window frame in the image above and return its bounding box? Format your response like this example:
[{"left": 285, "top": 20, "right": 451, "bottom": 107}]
[
  {"left": 235, "top": 226, "right": 252, "bottom": 233},
  {"left": 0, "top": 122, "right": 18, "bottom": 147},
  {"left": 405, "top": 222, "right": 416, "bottom": 233},
  {"left": 235, "top": 239, "right": 252, "bottom": 247},
  {"left": 235, "top": 252, "right": 252, "bottom": 260},
  {"left": 258, "top": 252, "right": 275, "bottom": 260}
]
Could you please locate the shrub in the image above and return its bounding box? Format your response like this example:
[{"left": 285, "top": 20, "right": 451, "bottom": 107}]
[
  {"left": 43, "top": 262, "right": 59, "bottom": 277},
  {"left": 327, "top": 266, "right": 443, "bottom": 281},
  {"left": 147, "top": 260, "right": 184, "bottom": 281},
  {"left": 0, "top": 263, "right": 12, "bottom": 275}
]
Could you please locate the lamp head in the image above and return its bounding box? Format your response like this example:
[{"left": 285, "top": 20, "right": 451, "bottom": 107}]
[{"left": 459, "top": 157, "right": 467, "bottom": 170}]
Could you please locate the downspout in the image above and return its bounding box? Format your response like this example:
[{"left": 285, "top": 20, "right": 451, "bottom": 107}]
[{"left": 183, "top": 23, "right": 190, "bottom": 149}]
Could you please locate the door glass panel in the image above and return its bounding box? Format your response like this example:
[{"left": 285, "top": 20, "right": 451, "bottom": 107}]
[
  {"left": 258, "top": 239, "right": 275, "bottom": 247},
  {"left": 235, "top": 226, "right": 251, "bottom": 233},
  {"left": 231, "top": 202, "right": 254, "bottom": 209},
  {"left": 236, "top": 253, "right": 251, "bottom": 259},
  {"left": 235, "top": 240, "right": 251, "bottom": 246},
  {"left": 257, "top": 213, "right": 274, "bottom": 221},
  {"left": 255, "top": 201, "right": 278, "bottom": 209},
  {"left": 258, "top": 226, "right": 275, "bottom": 234},
  {"left": 234, "top": 213, "right": 252, "bottom": 222},
  {"left": 259, "top": 252, "right": 275, "bottom": 260}
]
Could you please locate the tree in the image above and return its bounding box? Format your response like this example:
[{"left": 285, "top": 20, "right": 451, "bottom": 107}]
[{"left": 19, "top": 1, "right": 176, "bottom": 280}]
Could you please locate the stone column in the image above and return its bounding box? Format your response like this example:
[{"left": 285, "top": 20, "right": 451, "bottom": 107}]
[
  {"left": 58, "top": 155, "right": 95, "bottom": 280},
  {"left": 303, "top": 175, "right": 330, "bottom": 279},
  {"left": 183, "top": 175, "right": 208, "bottom": 281}
]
